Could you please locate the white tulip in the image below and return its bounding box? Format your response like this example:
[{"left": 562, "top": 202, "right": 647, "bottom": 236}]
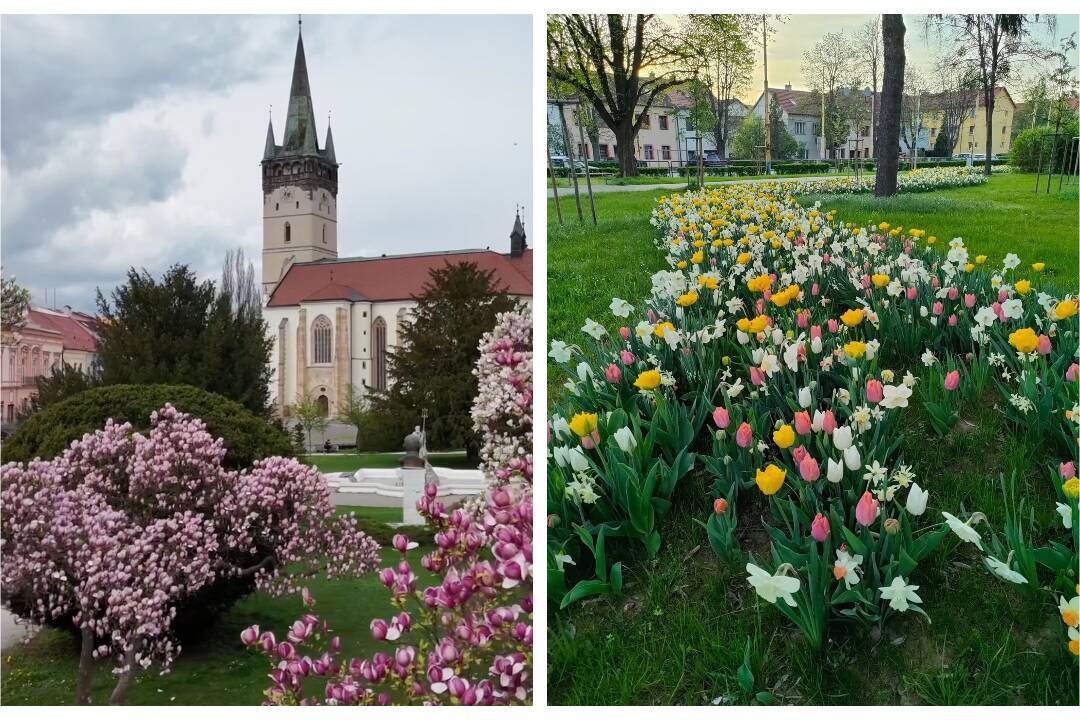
[
  {"left": 827, "top": 458, "right": 843, "bottom": 483},
  {"left": 905, "top": 483, "right": 928, "bottom": 516},
  {"left": 552, "top": 416, "right": 572, "bottom": 439},
  {"left": 811, "top": 410, "right": 824, "bottom": 432},
  {"left": 577, "top": 362, "right": 593, "bottom": 382},
  {"left": 832, "top": 425, "right": 853, "bottom": 450},
  {"left": 810, "top": 336, "right": 823, "bottom": 354},
  {"left": 552, "top": 446, "right": 570, "bottom": 467},
  {"left": 613, "top": 426, "right": 636, "bottom": 453},
  {"left": 843, "top": 445, "right": 861, "bottom": 471},
  {"left": 798, "top": 386, "right": 812, "bottom": 409},
  {"left": 568, "top": 447, "right": 589, "bottom": 472}
]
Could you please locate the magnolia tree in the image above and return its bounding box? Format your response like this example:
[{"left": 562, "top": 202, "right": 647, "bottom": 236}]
[
  {"left": 245, "top": 310, "right": 534, "bottom": 705},
  {"left": 0, "top": 405, "right": 381, "bottom": 705}
]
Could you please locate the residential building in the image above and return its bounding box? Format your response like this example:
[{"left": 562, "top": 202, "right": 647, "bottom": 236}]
[
  {"left": 750, "top": 84, "right": 875, "bottom": 160},
  {"left": 263, "top": 27, "right": 532, "bottom": 419},
  {"left": 667, "top": 89, "right": 748, "bottom": 161},
  {"left": 1, "top": 306, "right": 99, "bottom": 427},
  {"left": 922, "top": 87, "right": 1016, "bottom": 157},
  {"left": 547, "top": 94, "right": 691, "bottom": 167}
]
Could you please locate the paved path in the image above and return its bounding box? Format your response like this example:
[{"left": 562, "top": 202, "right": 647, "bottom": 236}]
[
  {"left": 547, "top": 174, "right": 839, "bottom": 199},
  {"left": 2, "top": 607, "right": 35, "bottom": 650}
]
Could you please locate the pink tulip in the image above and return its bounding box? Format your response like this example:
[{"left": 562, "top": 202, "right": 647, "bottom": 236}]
[
  {"left": 580, "top": 435, "right": 595, "bottom": 450},
  {"left": 906, "top": 287, "right": 918, "bottom": 301},
  {"left": 1061, "top": 461, "right": 1076, "bottom": 480},
  {"left": 604, "top": 363, "right": 622, "bottom": 383},
  {"left": 619, "top": 326, "right": 630, "bottom": 340},
  {"left": 811, "top": 282, "right": 820, "bottom": 296},
  {"left": 756, "top": 298, "right": 765, "bottom": 314},
  {"left": 855, "top": 491, "right": 880, "bottom": 526},
  {"left": 822, "top": 410, "right": 837, "bottom": 434},
  {"left": 866, "top": 379, "right": 883, "bottom": 404},
  {"left": 930, "top": 275, "right": 939, "bottom": 288},
  {"left": 713, "top": 406, "right": 731, "bottom": 429},
  {"left": 947, "top": 287, "right": 958, "bottom": 300},
  {"left": 823, "top": 253, "right": 831, "bottom": 264},
  {"left": 948, "top": 314, "right": 957, "bottom": 326},
  {"left": 793, "top": 410, "right": 812, "bottom": 435},
  {"left": 828, "top": 318, "right": 839, "bottom": 334},
  {"left": 763, "top": 289, "right": 773, "bottom": 301},
  {"left": 792, "top": 446, "right": 808, "bottom": 465},
  {"left": 932, "top": 301, "right": 943, "bottom": 316},
  {"left": 964, "top": 293, "right": 976, "bottom": 308},
  {"left": 1066, "top": 363, "right": 1079, "bottom": 383},
  {"left": 735, "top": 422, "right": 753, "bottom": 448},
  {"left": 646, "top": 308, "right": 658, "bottom": 322},
  {"left": 861, "top": 274, "right": 872, "bottom": 289},
  {"left": 810, "top": 324, "right": 822, "bottom": 339},
  {"left": 944, "top": 370, "right": 960, "bottom": 391},
  {"left": 797, "top": 310, "right": 809, "bottom": 329},
  {"left": 800, "top": 455, "right": 821, "bottom": 483},
  {"left": 749, "top": 366, "right": 764, "bottom": 386},
  {"left": 620, "top": 350, "right": 635, "bottom": 364},
  {"left": 992, "top": 302, "right": 1005, "bottom": 322},
  {"left": 998, "top": 289, "right": 1009, "bottom": 303},
  {"left": 811, "top": 512, "right": 830, "bottom": 541},
  {"left": 1037, "top": 334, "right": 1052, "bottom": 355}
]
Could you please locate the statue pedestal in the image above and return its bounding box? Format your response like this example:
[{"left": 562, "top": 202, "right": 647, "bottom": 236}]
[{"left": 401, "top": 467, "right": 426, "bottom": 525}]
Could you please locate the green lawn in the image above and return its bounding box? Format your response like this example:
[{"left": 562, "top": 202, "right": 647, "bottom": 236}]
[
  {"left": 547, "top": 172, "right": 1080, "bottom": 705},
  {"left": 550, "top": 170, "right": 860, "bottom": 188},
  {"left": 306, "top": 450, "right": 476, "bottom": 474},
  {"left": 1, "top": 548, "right": 434, "bottom": 705}
]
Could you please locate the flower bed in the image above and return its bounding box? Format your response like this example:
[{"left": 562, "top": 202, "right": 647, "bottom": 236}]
[
  {"left": 548, "top": 182, "right": 1078, "bottom": 659},
  {"left": 765, "top": 166, "right": 988, "bottom": 196}
]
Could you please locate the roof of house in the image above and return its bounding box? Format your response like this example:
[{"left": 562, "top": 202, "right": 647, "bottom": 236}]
[
  {"left": 26, "top": 308, "right": 99, "bottom": 352},
  {"left": 267, "top": 248, "right": 533, "bottom": 308}
]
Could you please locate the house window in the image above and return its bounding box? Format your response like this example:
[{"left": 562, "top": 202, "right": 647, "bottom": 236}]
[
  {"left": 969, "top": 126, "right": 975, "bottom": 135},
  {"left": 322, "top": 224, "right": 327, "bottom": 244},
  {"left": 794, "top": 121, "right": 805, "bottom": 134},
  {"left": 813, "top": 124, "right": 820, "bottom": 136},
  {"left": 312, "top": 315, "right": 332, "bottom": 364},
  {"left": 930, "top": 127, "right": 937, "bottom": 137},
  {"left": 601, "top": 145, "right": 611, "bottom": 159},
  {"left": 284, "top": 222, "right": 291, "bottom": 243},
  {"left": 1001, "top": 126, "right": 1006, "bottom": 135},
  {"left": 640, "top": 114, "right": 651, "bottom": 129},
  {"left": 661, "top": 145, "right": 671, "bottom": 160},
  {"left": 861, "top": 126, "right": 869, "bottom": 137},
  {"left": 644, "top": 145, "right": 654, "bottom": 160},
  {"left": 372, "top": 317, "right": 387, "bottom": 391},
  {"left": 659, "top": 115, "right": 669, "bottom": 130},
  {"left": 686, "top": 117, "right": 695, "bottom": 132}
]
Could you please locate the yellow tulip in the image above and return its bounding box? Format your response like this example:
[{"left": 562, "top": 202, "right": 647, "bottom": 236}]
[
  {"left": 676, "top": 291, "right": 699, "bottom": 307},
  {"left": 1054, "top": 299, "right": 1078, "bottom": 320},
  {"left": 633, "top": 369, "right": 662, "bottom": 391},
  {"left": 755, "top": 464, "right": 786, "bottom": 496},
  {"left": 1064, "top": 477, "right": 1080, "bottom": 500},
  {"left": 1014, "top": 279, "right": 1031, "bottom": 295},
  {"left": 736, "top": 252, "right": 751, "bottom": 265},
  {"left": 1032, "top": 262, "right": 1045, "bottom": 272},
  {"left": 698, "top": 276, "right": 719, "bottom": 291},
  {"left": 964, "top": 263, "right": 975, "bottom": 273},
  {"left": 844, "top": 341, "right": 868, "bottom": 359},
  {"left": 772, "top": 424, "right": 795, "bottom": 449},
  {"left": 871, "top": 273, "right": 890, "bottom": 289},
  {"left": 654, "top": 321, "right": 676, "bottom": 338},
  {"left": 568, "top": 412, "right": 598, "bottom": 437},
  {"left": 1007, "top": 327, "right": 1038, "bottom": 354},
  {"left": 676, "top": 260, "right": 687, "bottom": 269},
  {"left": 975, "top": 255, "right": 987, "bottom": 265},
  {"left": 691, "top": 250, "right": 704, "bottom": 265},
  {"left": 840, "top": 308, "right": 864, "bottom": 328}
]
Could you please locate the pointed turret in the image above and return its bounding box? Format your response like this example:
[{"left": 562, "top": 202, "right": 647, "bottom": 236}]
[
  {"left": 263, "top": 116, "right": 277, "bottom": 160},
  {"left": 509, "top": 208, "right": 527, "bottom": 257},
  {"left": 323, "top": 119, "right": 336, "bottom": 164},
  {"left": 282, "top": 28, "right": 319, "bottom": 155}
]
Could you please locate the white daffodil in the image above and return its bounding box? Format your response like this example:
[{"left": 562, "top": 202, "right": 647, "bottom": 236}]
[
  {"left": 760, "top": 353, "right": 780, "bottom": 377},
  {"left": 880, "top": 384, "right": 912, "bottom": 409},
  {"left": 906, "top": 483, "right": 928, "bottom": 516},
  {"left": 984, "top": 556, "right": 1028, "bottom": 585},
  {"left": 635, "top": 321, "right": 654, "bottom": 346},
  {"left": 921, "top": 349, "right": 937, "bottom": 367},
  {"left": 549, "top": 340, "right": 573, "bottom": 363},
  {"left": 1001, "top": 298, "right": 1023, "bottom": 320},
  {"left": 553, "top": 553, "right": 576, "bottom": 572},
  {"left": 942, "top": 511, "right": 984, "bottom": 549},
  {"left": 833, "top": 548, "right": 863, "bottom": 589},
  {"left": 577, "top": 362, "right": 593, "bottom": 382},
  {"left": 974, "top": 306, "right": 997, "bottom": 327},
  {"left": 610, "top": 297, "right": 633, "bottom": 318},
  {"left": 746, "top": 563, "right": 801, "bottom": 607},
  {"left": 832, "top": 425, "right": 853, "bottom": 451},
  {"left": 1003, "top": 252, "right": 1020, "bottom": 271},
  {"left": 1056, "top": 502, "right": 1073, "bottom": 530},
  {"left": 613, "top": 426, "right": 637, "bottom": 453},
  {"left": 879, "top": 575, "right": 923, "bottom": 613},
  {"left": 581, "top": 318, "right": 607, "bottom": 339}
]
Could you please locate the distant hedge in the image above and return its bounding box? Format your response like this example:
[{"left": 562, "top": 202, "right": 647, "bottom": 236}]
[{"left": 3, "top": 384, "right": 293, "bottom": 469}]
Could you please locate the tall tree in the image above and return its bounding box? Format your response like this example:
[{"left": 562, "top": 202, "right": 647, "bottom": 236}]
[
  {"left": 929, "top": 14, "right": 1053, "bottom": 175},
  {"left": 371, "top": 262, "right": 516, "bottom": 460},
  {"left": 928, "top": 55, "right": 979, "bottom": 157},
  {"left": 336, "top": 383, "right": 367, "bottom": 455},
  {"left": 681, "top": 14, "right": 755, "bottom": 160},
  {"left": 548, "top": 14, "right": 688, "bottom": 177},
  {"left": 1, "top": 271, "right": 31, "bottom": 333},
  {"left": 900, "top": 67, "right": 928, "bottom": 157},
  {"left": 876, "top": 15, "right": 906, "bottom": 197},
  {"left": 857, "top": 17, "right": 883, "bottom": 159},
  {"left": 802, "top": 32, "right": 858, "bottom": 159}
]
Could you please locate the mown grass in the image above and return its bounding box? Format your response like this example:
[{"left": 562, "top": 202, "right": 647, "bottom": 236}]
[
  {"left": 547, "top": 172, "right": 1080, "bottom": 706},
  {"left": 1, "top": 547, "right": 433, "bottom": 705}
]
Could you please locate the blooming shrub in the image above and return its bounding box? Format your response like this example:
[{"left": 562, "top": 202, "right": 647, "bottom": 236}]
[
  {"left": 0, "top": 404, "right": 380, "bottom": 704},
  {"left": 765, "top": 165, "right": 987, "bottom": 196},
  {"left": 548, "top": 181, "right": 1077, "bottom": 656},
  {"left": 245, "top": 310, "right": 533, "bottom": 705}
]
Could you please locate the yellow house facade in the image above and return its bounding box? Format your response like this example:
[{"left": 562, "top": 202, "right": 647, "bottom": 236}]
[{"left": 923, "top": 87, "right": 1016, "bottom": 158}]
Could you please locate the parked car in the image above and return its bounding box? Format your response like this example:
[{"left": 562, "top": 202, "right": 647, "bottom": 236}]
[{"left": 550, "top": 155, "right": 586, "bottom": 173}]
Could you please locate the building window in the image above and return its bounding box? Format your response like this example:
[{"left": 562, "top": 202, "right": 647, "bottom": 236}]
[
  {"left": 601, "top": 145, "right": 610, "bottom": 159},
  {"left": 661, "top": 145, "right": 671, "bottom": 160},
  {"left": 316, "top": 394, "right": 329, "bottom": 417},
  {"left": 640, "top": 114, "right": 651, "bottom": 129},
  {"left": 969, "top": 125, "right": 975, "bottom": 135},
  {"left": 372, "top": 317, "right": 387, "bottom": 391},
  {"left": 284, "top": 222, "right": 291, "bottom": 243},
  {"left": 644, "top": 144, "right": 654, "bottom": 160},
  {"left": 659, "top": 115, "right": 668, "bottom": 130},
  {"left": 322, "top": 224, "right": 327, "bottom": 244},
  {"left": 686, "top": 117, "right": 695, "bottom": 132},
  {"left": 813, "top": 123, "right": 820, "bottom": 136},
  {"left": 275, "top": 203, "right": 279, "bottom": 211},
  {"left": 794, "top": 121, "right": 805, "bottom": 134},
  {"left": 312, "top": 315, "right": 332, "bottom": 364}
]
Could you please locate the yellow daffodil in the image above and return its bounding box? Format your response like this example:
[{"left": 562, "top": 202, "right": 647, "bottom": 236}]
[
  {"left": 1032, "top": 262, "right": 1045, "bottom": 272},
  {"left": 568, "top": 412, "right": 598, "bottom": 437},
  {"left": 698, "top": 276, "right": 719, "bottom": 291},
  {"left": 736, "top": 252, "right": 751, "bottom": 265},
  {"left": 975, "top": 255, "right": 987, "bottom": 265},
  {"left": 654, "top": 321, "right": 676, "bottom": 338},
  {"left": 840, "top": 308, "right": 864, "bottom": 328},
  {"left": 773, "top": 424, "right": 795, "bottom": 449},
  {"left": 755, "top": 464, "right": 786, "bottom": 495},
  {"left": 844, "top": 341, "right": 868, "bottom": 359},
  {"left": 691, "top": 250, "right": 704, "bottom": 265},
  {"left": 633, "top": 369, "right": 662, "bottom": 391},
  {"left": 1014, "top": 279, "right": 1031, "bottom": 295},
  {"left": 1054, "top": 299, "right": 1078, "bottom": 320},
  {"left": 871, "top": 273, "right": 890, "bottom": 289},
  {"left": 676, "top": 260, "right": 687, "bottom": 269},
  {"left": 1008, "top": 327, "right": 1039, "bottom": 354},
  {"left": 878, "top": 222, "right": 890, "bottom": 231},
  {"left": 676, "top": 291, "right": 699, "bottom": 307}
]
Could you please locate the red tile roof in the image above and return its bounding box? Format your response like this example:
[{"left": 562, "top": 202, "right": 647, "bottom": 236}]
[
  {"left": 267, "top": 249, "right": 533, "bottom": 307},
  {"left": 27, "top": 309, "right": 99, "bottom": 352}
]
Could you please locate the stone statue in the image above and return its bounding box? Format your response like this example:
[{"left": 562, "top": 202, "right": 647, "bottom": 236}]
[{"left": 400, "top": 427, "right": 424, "bottom": 468}]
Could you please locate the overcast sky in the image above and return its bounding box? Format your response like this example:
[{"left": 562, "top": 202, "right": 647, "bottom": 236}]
[
  {"left": 1, "top": 14, "right": 532, "bottom": 311},
  {"left": 740, "top": 14, "right": 1078, "bottom": 103}
]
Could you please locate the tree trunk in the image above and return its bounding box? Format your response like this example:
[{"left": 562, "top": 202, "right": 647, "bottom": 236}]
[
  {"left": 75, "top": 626, "right": 95, "bottom": 705},
  {"left": 875, "top": 15, "right": 905, "bottom": 198},
  {"left": 108, "top": 638, "right": 142, "bottom": 705},
  {"left": 982, "top": 93, "right": 995, "bottom": 176},
  {"left": 615, "top": 120, "right": 639, "bottom": 177}
]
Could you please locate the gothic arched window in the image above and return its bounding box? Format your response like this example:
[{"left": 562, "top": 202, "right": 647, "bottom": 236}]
[
  {"left": 312, "top": 315, "right": 332, "bottom": 364},
  {"left": 284, "top": 222, "right": 291, "bottom": 243},
  {"left": 372, "top": 317, "right": 387, "bottom": 391}
]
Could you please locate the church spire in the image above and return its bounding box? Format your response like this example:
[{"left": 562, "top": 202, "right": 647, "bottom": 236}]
[
  {"left": 324, "top": 115, "right": 337, "bottom": 164},
  {"left": 509, "top": 206, "right": 527, "bottom": 257},
  {"left": 263, "top": 112, "right": 276, "bottom": 161},
  {"left": 282, "top": 24, "right": 319, "bottom": 155}
]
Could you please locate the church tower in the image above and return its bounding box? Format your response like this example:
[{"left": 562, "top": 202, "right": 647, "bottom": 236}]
[{"left": 262, "top": 23, "right": 339, "bottom": 298}]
